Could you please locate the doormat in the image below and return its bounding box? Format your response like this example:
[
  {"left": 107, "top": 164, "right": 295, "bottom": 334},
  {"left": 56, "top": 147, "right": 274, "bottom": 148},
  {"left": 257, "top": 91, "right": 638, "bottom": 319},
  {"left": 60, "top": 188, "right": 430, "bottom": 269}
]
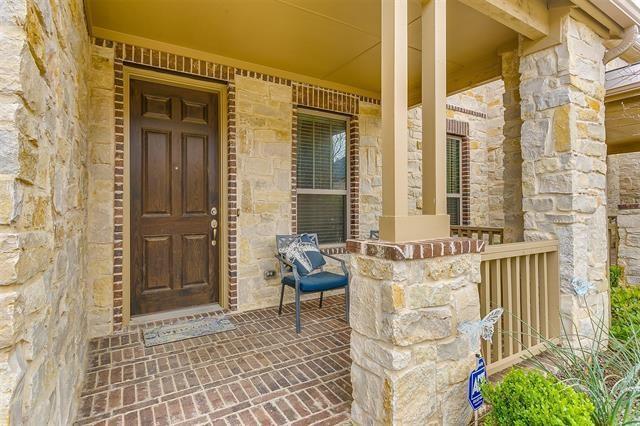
[{"left": 142, "top": 316, "right": 236, "bottom": 347}]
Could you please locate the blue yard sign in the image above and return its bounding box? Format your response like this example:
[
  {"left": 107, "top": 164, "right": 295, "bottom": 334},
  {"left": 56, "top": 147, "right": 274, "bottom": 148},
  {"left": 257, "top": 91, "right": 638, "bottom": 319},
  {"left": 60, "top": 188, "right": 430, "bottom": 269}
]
[{"left": 467, "top": 356, "right": 487, "bottom": 411}]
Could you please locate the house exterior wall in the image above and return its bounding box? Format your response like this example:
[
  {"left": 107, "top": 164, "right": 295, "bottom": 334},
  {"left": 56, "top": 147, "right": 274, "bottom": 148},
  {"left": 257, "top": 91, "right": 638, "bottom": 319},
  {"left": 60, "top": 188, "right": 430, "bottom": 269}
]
[
  {"left": 607, "top": 152, "right": 640, "bottom": 284},
  {"left": 0, "top": 0, "right": 91, "bottom": 423},
  {"left": 607, "top": 152, "right": 640, "bottom": 216},
  {"left": 84, "top": 36, "right": 505, "bottom": 331}
]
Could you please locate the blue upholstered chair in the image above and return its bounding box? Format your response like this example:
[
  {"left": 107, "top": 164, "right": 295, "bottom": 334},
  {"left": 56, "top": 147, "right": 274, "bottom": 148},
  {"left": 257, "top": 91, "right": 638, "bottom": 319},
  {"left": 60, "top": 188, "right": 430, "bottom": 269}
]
[{"left": 275, "top": 234, "right": 349, "bottom": 333}]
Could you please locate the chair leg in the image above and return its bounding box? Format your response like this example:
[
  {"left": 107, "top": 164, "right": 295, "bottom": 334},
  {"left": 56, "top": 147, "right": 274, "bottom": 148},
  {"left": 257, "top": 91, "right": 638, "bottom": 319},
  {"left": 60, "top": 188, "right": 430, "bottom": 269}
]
[
  {"left": 278, "top": 283, "right": 285, "bottom": 315},
  {"left": 295, "top": 290, "right": 301, "bottom": 334},
  {"left": 319, "top": 292, "right": 323, "bottom": 308},
  {"left": 344, "top": 285, "right": 350, "bottom": 324}
]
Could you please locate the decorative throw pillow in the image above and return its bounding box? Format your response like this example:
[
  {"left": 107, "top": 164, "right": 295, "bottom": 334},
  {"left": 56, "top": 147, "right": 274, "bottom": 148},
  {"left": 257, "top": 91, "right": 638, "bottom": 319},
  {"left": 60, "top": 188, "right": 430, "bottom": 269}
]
[{"left": 281, "top": 234, "right": 326, "bottom": 276}]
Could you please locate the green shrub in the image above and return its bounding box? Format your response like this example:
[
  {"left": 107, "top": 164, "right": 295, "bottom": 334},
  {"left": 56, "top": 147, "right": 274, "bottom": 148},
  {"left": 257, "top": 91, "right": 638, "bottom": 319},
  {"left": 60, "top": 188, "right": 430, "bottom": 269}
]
[
  {"left": 481, "top": 369, "right": 594, "bottom": 426},
  {"left": 611, "top": 284, "right": 640, "bottom": 342},
  {"left": 610, "top": 265, "right": 624, "bottom": 288}
]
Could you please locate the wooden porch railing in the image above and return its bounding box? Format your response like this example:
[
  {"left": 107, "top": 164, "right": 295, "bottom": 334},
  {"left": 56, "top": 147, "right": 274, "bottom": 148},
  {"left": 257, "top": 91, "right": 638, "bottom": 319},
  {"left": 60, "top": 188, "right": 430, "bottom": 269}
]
[
  {"left": 451, "top": 226, "right": 504, "bottom": 245},
  {"left": 479, "top": 240, "right": 561, "bottom": 374}
]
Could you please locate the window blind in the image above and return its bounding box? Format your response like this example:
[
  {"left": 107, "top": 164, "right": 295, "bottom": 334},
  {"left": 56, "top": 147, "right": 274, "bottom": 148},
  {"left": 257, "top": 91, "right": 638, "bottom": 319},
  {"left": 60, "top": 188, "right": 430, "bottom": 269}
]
[
  {"left": 297, "top": 114, "right": 348, "bottom": 244},
  {"left": 446, "top": 136, "right": 462, "bottom": 225}
]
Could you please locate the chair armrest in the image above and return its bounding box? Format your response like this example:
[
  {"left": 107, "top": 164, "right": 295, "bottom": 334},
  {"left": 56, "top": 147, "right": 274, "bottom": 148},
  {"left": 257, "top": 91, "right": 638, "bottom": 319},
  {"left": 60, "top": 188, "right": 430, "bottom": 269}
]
[{"left": 323, "top": 253, "right": 349, "bottom": 277}]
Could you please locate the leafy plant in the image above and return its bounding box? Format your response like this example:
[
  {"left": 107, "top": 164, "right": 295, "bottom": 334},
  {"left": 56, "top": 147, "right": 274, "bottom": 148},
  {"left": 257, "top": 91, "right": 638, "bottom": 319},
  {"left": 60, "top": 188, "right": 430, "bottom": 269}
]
[
  {"left": 526, "top": 307, "right": 640, "bottom": 426},
  {"left": 610, "top": 265, "right": 624, "bottom": 289},
  {"left": 481, "top": 369, "right": 594, "bottom": 426},
  {"left": 611, "top": 283, "right": 640, "bottom": 342}
]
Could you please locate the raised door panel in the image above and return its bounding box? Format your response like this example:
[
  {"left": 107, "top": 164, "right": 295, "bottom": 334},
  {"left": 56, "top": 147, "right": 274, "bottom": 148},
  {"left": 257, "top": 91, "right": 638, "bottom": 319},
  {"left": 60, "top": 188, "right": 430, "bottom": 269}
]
[
  {"left": 182, "top": 133, "right": 208, "bottom": 215},
  {"left": 181, "top": 234, "right": 208, "bottom": 287},
  {"left": 143, "top": 236, "right": 173, "bottom": 292},
  {"left": 142, "top": 129, "right": 172, "bottom": 216}
]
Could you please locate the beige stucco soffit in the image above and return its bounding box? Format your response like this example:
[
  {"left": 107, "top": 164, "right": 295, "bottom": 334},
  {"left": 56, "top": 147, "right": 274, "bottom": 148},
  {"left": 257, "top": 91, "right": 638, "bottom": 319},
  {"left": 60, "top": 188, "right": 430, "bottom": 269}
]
[{"left": 456, "top": 0, "right": 550, "bottom": 39}]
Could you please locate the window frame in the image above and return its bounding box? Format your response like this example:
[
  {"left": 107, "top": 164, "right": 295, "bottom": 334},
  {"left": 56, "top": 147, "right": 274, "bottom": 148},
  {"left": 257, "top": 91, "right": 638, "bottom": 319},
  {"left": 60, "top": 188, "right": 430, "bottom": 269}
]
[
  {"left": 446, "top": 135, "right": 463, "bottom": 226},
  {"left": 296, "top": 109, "right": 351, "bottom": 248}
]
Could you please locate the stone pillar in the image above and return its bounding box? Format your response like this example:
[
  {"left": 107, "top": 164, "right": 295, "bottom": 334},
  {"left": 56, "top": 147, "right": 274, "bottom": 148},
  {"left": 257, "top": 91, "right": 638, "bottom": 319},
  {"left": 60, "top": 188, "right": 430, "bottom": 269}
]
[
  {"left": 501, "top": 50, "right": 524, "bottom": 243},
  {"left": 347, "top": 238, "right": 484, "bottom": 425},
  {"left": 519, "top": 16, "right": 609, "bottom": 337},
  {"left": 617, "top": 206, "right": 640, "bottom": 285}
]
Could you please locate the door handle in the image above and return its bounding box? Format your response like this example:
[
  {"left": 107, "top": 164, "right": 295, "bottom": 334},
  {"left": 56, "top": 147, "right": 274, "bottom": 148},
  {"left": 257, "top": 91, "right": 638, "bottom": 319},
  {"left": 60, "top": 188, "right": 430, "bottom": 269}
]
[{"left": 211, "top": 219, "right": 218, "bottom": 246}]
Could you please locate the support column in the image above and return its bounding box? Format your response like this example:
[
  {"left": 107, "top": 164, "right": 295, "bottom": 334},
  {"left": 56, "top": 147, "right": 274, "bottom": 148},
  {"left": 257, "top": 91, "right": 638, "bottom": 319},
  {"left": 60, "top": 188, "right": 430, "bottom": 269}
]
[
  {"left": 378, "top": 0, "right": 449, "bottom": 242},
  {"left": 347, "top": 238, "right": 484, "bottom": 425},
  {"left": 519, "top": 16, "right": 609, "bottom": 337},
  {"left": 421, "top": 0, "right": 447, "bottom": 217},
  {"left": 501, "top": 50, "right": 524, "bottom": 242}
]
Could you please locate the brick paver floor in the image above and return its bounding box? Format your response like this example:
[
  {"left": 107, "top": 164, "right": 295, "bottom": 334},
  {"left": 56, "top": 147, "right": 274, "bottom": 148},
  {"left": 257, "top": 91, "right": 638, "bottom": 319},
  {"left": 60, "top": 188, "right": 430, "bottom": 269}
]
[{"left": 76, "top": 295, "right": 351, "bottom": 425}]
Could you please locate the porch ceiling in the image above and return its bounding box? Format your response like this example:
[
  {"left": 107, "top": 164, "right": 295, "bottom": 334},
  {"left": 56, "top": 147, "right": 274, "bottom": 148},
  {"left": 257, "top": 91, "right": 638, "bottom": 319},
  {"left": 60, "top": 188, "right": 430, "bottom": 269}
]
[
  {"left": 605, "top": 63, "right": 640, "bottom": 154},
  {"left": 85, "top": 0, "right": 518, "bottom": 101}
]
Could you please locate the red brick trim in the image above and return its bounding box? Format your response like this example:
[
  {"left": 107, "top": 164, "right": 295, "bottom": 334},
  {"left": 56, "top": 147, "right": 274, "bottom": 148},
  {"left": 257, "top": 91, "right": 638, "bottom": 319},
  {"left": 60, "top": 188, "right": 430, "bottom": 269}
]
[
  {"left": 619, "top": 203, "right": 640, "bottom": 210},
  {"left": 113, "top": 50, "right": 124, "bottom": 330},
  {"left": 290, "top": 105, "right": 299, "bottom": 234},
  {"left": 346, "top": 237, "right": 485, "bottom": 260},
  {"left": 446, "top": 119, "right": 469, "bottom": 136},
  {"left": 461, "top": 137, "right": 471, "bottom": 226},
  {"left": 446, "top": 104, "right": 486, "bottom": 119},
  {"left": 445, "top": 119, "right": 471, "bottom": 227},
  {"left": 290, "top": 91, "right": 361, "bottom": 243},
  {"left": 227, "top": 82, "right": 238, "bottom": 310},
  {"left": 349, "top": 117, "right": 360, "bottom": 239}
]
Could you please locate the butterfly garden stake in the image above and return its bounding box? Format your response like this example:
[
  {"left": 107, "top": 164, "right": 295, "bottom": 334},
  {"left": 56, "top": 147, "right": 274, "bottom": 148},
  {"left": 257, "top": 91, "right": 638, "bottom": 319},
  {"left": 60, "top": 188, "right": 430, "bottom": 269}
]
[
  {"left": 458, "top": 308, "right": 504, "bottom": 354},
  {"left": 458, "top": 308, "right": 504, "bottom": 424}
]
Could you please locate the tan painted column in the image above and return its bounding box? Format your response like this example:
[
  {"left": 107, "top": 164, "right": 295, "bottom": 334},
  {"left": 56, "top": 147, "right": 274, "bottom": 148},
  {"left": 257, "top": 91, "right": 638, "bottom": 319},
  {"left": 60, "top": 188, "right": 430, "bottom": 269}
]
[
  {"left": 378, "top": 0, "right": 450, "bottom": 242},
  {"left": 380, "top": 0, "right": 409, "bottom": 222},
  {"left": 421, "top": 0, "right": 447, "bottom": 217}
]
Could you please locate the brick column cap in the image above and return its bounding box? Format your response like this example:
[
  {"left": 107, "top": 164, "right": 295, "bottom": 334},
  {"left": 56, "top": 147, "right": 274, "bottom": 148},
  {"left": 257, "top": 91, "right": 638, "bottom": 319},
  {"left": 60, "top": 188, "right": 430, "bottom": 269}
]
[
  {"left": 619, "top": 203, "right": 640, "bottom": 210},
  {"left": 346, "top": 237, "right": 485, "bottom": 261}
]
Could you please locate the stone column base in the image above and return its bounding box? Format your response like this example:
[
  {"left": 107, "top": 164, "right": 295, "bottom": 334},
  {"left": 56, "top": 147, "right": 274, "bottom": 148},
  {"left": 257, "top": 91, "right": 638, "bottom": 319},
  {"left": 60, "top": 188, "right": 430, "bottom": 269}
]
[{"left": 346, "top": 238, "right": 485, "bottom": 424}]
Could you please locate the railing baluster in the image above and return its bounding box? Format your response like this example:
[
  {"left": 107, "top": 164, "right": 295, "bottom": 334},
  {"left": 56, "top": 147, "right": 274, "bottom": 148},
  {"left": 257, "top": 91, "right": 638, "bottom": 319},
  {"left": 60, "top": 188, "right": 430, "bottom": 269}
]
[
  {"left": 533, "top": 254, "right": 540, "bottom": 345},
  {"left": 542, "top": 253, "right": 549, "bottom": 339},
  {"left": 495, "top": 258, "right": 503, "bottom": 361},
  {"left": 505, "top": 258, "right": 513, "bottom": 357},
  {"left": 523, "top": 254, "right": 532, "bottom": 349},
  {"left": 514, "top": 255, "right": 522, "bottom": 354}
]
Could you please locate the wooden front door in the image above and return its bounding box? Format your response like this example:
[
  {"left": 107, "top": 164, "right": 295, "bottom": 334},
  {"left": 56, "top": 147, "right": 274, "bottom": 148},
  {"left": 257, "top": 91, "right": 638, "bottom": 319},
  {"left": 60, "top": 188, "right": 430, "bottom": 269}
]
[{"left": 130, "top": 79, "right": 220, "bottom": 315}]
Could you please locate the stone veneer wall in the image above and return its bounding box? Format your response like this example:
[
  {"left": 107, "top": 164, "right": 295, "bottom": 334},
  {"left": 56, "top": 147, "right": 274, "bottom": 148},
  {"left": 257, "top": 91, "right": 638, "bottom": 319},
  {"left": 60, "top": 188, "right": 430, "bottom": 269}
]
[
  {"left": 501, "top": 50, "right": 524, "bottom": 242},
  {"left": 87, "top": 45, "right": 116, "bottom": 337},
  {"left": 617, "top": 207, "right": 640, "bottom": 285},
  {"left": 409, "top": 80, "right": 504, "bottom": 226},
  {"left": 236, "top": 76, "right": 293, "bottom": 310},
  {"left": 607, "top": 152, "right": 640, "bottom": 217},
  {"left": 358, "top": 102, "right": 383, "bottom": 239},
  {"left": 0, "top": 0, "right": 91, "bottom": 423},
  {"left": 519, "top": 16, "right": 609, "bottom": 336}
]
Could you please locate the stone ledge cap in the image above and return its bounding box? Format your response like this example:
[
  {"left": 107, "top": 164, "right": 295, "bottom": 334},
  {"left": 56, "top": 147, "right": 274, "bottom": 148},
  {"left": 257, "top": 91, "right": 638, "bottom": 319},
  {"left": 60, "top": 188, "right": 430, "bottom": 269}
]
[{"left": 346, "top": 237, "right": 485, "bottom": 261}]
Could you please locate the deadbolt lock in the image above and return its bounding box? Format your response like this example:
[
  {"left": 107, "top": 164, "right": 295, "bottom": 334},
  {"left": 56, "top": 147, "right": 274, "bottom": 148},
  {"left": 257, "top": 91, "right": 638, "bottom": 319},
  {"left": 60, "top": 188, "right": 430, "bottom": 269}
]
[{"left": 210, "top": 207, "right": 217, "bottom": 216}]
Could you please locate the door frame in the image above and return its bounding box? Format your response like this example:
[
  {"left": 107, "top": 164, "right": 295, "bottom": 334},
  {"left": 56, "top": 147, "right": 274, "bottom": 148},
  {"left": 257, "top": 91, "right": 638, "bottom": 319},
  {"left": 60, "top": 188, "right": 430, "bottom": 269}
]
[{"left": 123, "top": 66, "right": 229, "bottom": 325}]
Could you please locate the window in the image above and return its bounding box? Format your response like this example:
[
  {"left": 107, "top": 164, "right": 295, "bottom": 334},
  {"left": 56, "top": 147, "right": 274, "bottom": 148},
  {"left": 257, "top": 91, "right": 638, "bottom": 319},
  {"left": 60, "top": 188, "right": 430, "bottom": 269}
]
[
  {"left": 446, "top": 136, "right": 462, "bottom": 225},
  {"left": 297, "top": 113, "right": 348, "bottom": 245}
]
